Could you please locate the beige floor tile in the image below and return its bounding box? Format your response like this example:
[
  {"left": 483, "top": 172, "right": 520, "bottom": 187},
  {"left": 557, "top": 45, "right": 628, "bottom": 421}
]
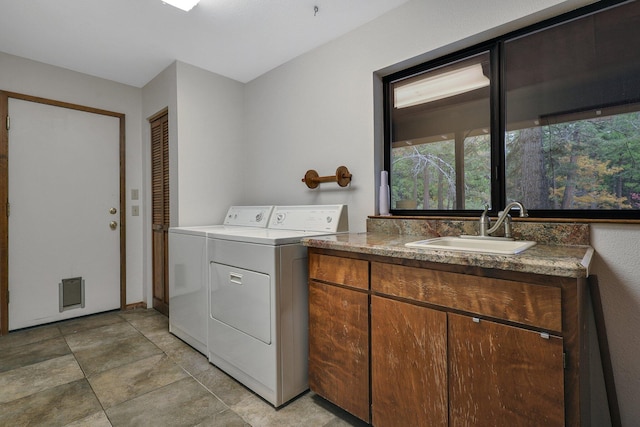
[
  {"left": 194, "top": 408, "right": 251, "bottom": 426},
  {"left": 0, "top": 309, "right": 360, "bottom": 427},
  {"left": 89, "top": 353, "right": 189, "bottom": 409},
  {"left": 64, "top": 321, "right": 140, "bottom": 353},
  {"left": 142, "top": 326, "right": 185, "bottom": 351},
  {"left": 73, "top": 333, "right": 163, "bottom": 377},
  {"left": 0, "top": 335, "right": 70, "bottom": 372},
  {"left": 192, "top": 364, "right": 254, "bottom": 407},
  {"left": 230, "top": 391, "right": 337, "bottom": 427},
  {"left": 164, "top": 341, "right": 211, "bottom": 374},
  {"left": 58, "top": 311, "right": 125, "bottom": 335},
  {"left": 0, "top": 379, "right": 102, "bottom": 427},
  {"left": 125, "top": 312, "right": 170, "bottom": 335},
  {"left": 0, "top": 354, "right": 84, "bottom": 403},
  {"left": 64, "top": 410, "right": 113, "bottom": 427},
  {"left": 106, "top": 377, "right": 228, "bottom": 426},
  {"left": 0, "top": 323, "right": 62, "bottom": 350},
  {"left": 118, "top": 308, "right": 161, "bottom": 321}
]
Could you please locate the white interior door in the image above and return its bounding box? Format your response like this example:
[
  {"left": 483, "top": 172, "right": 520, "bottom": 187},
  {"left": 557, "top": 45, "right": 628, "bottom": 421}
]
[{"left": 8, "top": 98, "right": 121, "bottom": 330}]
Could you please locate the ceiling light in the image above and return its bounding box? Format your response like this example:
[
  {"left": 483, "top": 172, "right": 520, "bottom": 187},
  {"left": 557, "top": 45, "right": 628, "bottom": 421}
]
[
  {"left": 163, "top": 0, "right": 200, "bottom": 11},
  {"left": 394, "top": 63, "right": 490, "bottom": 109}
]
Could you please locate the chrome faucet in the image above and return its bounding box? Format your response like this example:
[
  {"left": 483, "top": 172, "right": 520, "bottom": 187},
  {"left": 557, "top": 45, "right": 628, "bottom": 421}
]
[{"left": 479, "top": 201, "right": 528, "bottom": 238}]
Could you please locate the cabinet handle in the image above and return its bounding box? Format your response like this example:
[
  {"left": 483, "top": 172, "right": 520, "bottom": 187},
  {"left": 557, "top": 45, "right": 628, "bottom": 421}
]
[
  {"left": 540, "top": 332, "right": 550, "bottom": 339},
  {"left": 229, "top": 272, "right": 243, "bottom": 285},
  {"left": 472, "top": 317, "right": 480, "bottom": 323}
]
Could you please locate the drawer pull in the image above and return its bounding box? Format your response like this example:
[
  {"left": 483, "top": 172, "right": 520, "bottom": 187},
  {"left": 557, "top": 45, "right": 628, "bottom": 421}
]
[
  {"left": 229, "top": 272, "right": 243, "bottom": 285},
  {"left": 472, "top": 317, "right": 480, "bottom": 323},
  {"left": 540, "top": 332, "right": 550, "bottom": 339}
]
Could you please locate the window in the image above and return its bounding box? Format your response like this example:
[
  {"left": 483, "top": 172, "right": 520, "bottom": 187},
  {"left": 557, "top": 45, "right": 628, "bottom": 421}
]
[
  {"left": 384, "top": 0, "right": 640, "bottom": 219},
  {"left": 388, "top": 51, "right": 492, "bottom": 211}
]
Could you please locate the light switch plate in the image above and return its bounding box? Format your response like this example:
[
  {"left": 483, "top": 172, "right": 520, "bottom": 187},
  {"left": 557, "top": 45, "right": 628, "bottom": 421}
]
[
  {"left": 131, "top": 189, "right": 139, "bottom": 200},
  {"left": 132, "top": 205, "right": 139, "bottom": 216}
]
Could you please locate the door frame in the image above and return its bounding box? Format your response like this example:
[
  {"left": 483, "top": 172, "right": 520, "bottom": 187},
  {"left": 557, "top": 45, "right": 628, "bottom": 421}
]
[{"left": 0, "top": 91, "right": 126, "bottom": 335}]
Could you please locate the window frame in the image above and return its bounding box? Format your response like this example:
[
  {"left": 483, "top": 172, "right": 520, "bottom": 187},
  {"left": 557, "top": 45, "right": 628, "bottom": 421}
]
[{"left": 383, "top": 0, "right": 638, "bottom": 220}]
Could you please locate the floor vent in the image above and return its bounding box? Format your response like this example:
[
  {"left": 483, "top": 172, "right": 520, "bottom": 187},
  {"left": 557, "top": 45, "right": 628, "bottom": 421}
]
[{"left": 59, "top": 277, "right": 85, "bottom": 312}]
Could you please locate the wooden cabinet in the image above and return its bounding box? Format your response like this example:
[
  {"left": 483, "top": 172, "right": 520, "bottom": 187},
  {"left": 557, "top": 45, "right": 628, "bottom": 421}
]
[
  {"left": 448, "top": 313, "right": 565, "bottom": 427},
  {"left": 308, "top": 254, "right": 370, "bottom": 422},
  {"left": 370, "top": 261, "right": 563, "bottom": 332},
  {"left": 371, "top": 295, "right": 447, "bottom": 426},
  {"left": 307, "top": 248, "right": 588, "bottom": 426}
]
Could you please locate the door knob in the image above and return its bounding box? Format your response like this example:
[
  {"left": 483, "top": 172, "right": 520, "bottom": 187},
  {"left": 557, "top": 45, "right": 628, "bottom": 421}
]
[
  {"left": 109, "top": 207, "right": 117, "bottom": 214},
  {"left": 109, "top": 221, "right": 118, "bottom": 230}
]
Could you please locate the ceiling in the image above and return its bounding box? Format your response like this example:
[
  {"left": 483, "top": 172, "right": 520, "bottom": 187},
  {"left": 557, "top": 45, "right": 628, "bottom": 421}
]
[{"left": 0, "top": 0, "right": 411, "bottom": 87}]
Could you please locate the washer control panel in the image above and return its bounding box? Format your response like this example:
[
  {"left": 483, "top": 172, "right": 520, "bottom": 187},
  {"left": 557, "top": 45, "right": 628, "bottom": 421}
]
[
  {"left": 223, "top": 206, "right": 274, "bottom": 227},
  {"left": 268, "top": 205, "right": 348, "bottom": 232}
]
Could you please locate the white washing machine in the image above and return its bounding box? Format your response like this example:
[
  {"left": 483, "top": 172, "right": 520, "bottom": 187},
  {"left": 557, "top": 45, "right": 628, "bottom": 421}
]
[
  {"left": 207, "top": 205, "right": 348, "bottom": 407},
  {"left": 168, "top": 206, "right": 273, "bottom": 354}
]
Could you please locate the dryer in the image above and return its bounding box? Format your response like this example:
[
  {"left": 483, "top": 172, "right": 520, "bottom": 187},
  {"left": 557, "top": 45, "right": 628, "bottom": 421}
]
[
  {"left": 168, "top": 206, "right": 273, "bottom": 354},
  {"left": 207, "top": 205, "right": 348, "bottom": 406}
]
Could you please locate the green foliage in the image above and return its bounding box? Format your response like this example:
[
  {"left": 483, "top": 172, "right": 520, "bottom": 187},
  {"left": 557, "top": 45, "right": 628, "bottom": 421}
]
[
  {"left": 507, "top": 112, "right": 640, "bottom": 210},
  {"left": 393, "top": 112, "right": 640, "bottom": 211},
  {"left": 391, "top": 134, "right": 490, "bottom": 210}
]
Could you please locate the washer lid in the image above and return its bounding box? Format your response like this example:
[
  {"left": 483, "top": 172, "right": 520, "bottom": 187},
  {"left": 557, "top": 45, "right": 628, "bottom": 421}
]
[
  {"left": 168, "top": 206, "right": 274, "bottom": 236},
  {"left": 211, "top": 228, "right": 337, "bottom": 245},
  {"left": 168, "top": 225, "right": 219, "bottom": 236}
]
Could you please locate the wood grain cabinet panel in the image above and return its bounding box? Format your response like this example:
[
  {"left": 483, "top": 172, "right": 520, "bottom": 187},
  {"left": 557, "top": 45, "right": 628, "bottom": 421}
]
[
  {"left": 309, "top": 253, "right": 369, "bottom": 290},
  {"left": 308, "top": 280, "right": 370, "bottom": 422},
  {"left": 371, "top": 296, "right": 447, "bottom": 427},
  {"left": 371, "top": 262, "right": 562, "bottom": 332},
  {"left": 448, "top": 313, "right": 565, "bottom": 427}
]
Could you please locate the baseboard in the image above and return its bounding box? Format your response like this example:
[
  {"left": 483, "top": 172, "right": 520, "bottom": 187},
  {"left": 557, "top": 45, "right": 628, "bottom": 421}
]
[{"left": 124, "top": 301, "right": 147, "bottom": 310}]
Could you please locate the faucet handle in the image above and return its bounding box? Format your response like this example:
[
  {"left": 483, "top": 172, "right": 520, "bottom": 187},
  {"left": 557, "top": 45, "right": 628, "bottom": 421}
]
[
  {"left": 479, "top": 205, "right": 490, "bottom": 236},
  {"left": 503, "top": 213, "right": 513, "bottom": 238}
]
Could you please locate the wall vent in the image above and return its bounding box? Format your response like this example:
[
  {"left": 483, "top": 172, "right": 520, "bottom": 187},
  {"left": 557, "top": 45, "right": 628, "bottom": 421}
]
[{"left": 59, "top": 277, "right": 85, "bottom": 312}]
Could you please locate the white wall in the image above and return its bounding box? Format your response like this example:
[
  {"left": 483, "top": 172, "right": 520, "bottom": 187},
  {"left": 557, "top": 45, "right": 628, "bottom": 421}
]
[
  {"left": 242, "top": 0, "right": 638, "bottom": 424},
  {"left": 591, "top": 224, "right": 640, "bottom": 425},
  {"left": 140, "top": 61, "right": 245, "bottom": 306},
  {"left": 142, "top": 60, "right": 245, "bottom": 228},
  {"left": 174, "top": 62, "right": 245, "bottom": 226},
  {"left": 0, "top": 51, "right": 145, "bottom": 305},
  {"left": 243, "top": 0, "right": 597, "bottom": 232}
]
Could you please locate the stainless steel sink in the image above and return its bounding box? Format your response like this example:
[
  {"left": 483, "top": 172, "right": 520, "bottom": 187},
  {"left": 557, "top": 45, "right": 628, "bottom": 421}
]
[{"left": 405, "top": 236, "right": 536, "bottom": 255}]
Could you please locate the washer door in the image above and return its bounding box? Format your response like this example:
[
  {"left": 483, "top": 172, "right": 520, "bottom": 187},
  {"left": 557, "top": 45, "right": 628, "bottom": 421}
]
[{"left": 210, "top": 263, "right": 271, "bottom": 344}]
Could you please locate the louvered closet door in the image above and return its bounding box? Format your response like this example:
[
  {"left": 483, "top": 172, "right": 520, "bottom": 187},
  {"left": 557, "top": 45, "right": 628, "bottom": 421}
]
[{"left": 151, "top": 113, "right": 169, "bottom": 315}]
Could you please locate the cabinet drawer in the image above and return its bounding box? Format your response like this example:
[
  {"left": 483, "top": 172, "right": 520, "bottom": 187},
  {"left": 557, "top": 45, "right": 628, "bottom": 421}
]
[
  {"left": 371, "top": 262, "right": 562, "bottom": 332},
  {"left": 309, "top": 253, "right": 369, "bottom": 290}
]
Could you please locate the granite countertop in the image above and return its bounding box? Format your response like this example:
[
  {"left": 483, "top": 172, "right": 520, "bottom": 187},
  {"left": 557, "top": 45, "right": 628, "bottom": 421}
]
[{"left": 302, "top": 232, "right": 594, "bottom": 278}]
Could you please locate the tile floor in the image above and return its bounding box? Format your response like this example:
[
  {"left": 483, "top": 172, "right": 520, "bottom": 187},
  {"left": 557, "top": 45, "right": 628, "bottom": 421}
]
[{"left": 0, "top": 309, "right": 369, "bottom": 427}]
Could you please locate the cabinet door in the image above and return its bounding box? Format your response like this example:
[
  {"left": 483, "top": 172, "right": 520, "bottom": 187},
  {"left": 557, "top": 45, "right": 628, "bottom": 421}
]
[
  {"left": 308, "top": 280, "right": 370, "bottom": 422},
  {"left": 449, "top": 313, "right": 564, "bottom": 427},
  {"left": 371, "top": 296, "right": 447, "bottom": 427}
]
